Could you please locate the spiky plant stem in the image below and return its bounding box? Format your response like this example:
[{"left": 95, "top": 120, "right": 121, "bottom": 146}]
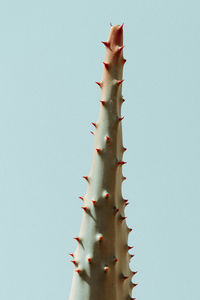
[{"left": 69, "top": 24, "right": 137, "bottom": 300}]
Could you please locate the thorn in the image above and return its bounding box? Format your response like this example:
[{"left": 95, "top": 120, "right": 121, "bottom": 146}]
[
  {"left": 95, "top": 81, "right": 103, "bottom": 88},
  {"left": 122, "top": 176, "right": 127, "bottom": 181},
  {"left": 88, "top": 257, "right": 92, "bottom": 263},
  {"left": 101, "top": 41, "right": 110, "bottom": 49},
  {"left": 105, "top": 136, "right": 110, "bottom": 142},
  {"left": 113, "top": 257, "right": 118, "bottom": 263},
  {"left": 105, "top": 192, "right": 109, "bottom": 199},
  {"left": 104, "top": 266, "right": 109, "bottom": 272},
  {"left": 122, "top": 58, "right": 127, "bottom": 65},
  {"left": 118, "top": 160, "right": 127, "bottom": 166},
  {"left": 91, "top": 122, "right": 97, "bottom": 128},
  {"left": 128, "top": 246, "right": 134, "bottom": 250},
  {"left": 114, "top": 208, "right": 119, "bottom": 215},
  {"left": 75, "top": 268, "right": 81, "bottom": 274},
  {"left": 73, "top": 237, "right": 80, "bottom": 242},
  {"left": 130, "top": 298, "right": 136, "bottom": 300},
  {"left": 121, "top": 98, "right": 125, "bottom": 103},
  {"left": 83, "top": 176, "right": 89, "bottom": 182},
  {"left": 120, "top": 216, "right": 127, "bottom": 222},
  {"left": 122, "top": 275, "right": 129, "bottom": 281},
  {"left": 79, "top": 196, "right": 84, "bottom": 201},
  {"left": 100, "top": 100, "right": 105, "bottom": 106},
  {"left": 116, "top": 45, "right": 125, "bottom": 54},
  {"left": 123, "top": 147, "right": 127, "bottom": 152},
  {"left": 128, "top": 227, "right": 133, "bottom": 232},
  {"left": 96, "top": 148, "right": 101, "bottom": 154},
  {"left": 132, "top": 271, "right": 138, "bottom": 276},
  {"left": 71, "top": 260, "right": 77, "bottom": 266},
  {"left": 119, "top": 116, "right": 125, "bottom": 122},
  {"left": 103, "top": 62, "right": 109, "bottom": 70},
  {"left": 125, "top": 202, "right": 129, "bottom": 207},
  {"left": 119, "top": 23, "right": 124, "bottom": 30},
  {"left": 98, "top": 234, "right": 103, "bottom": 241},
  {"left": 81, "top": 206, "right": 88, "bottom": 212},
  {"left": 92, "top": 200, "right": 97, "bottom": 205},
  {"left": 132, "top": 283, "right": 138, "bottom": 288},
  {"left": 124, "top": 199, "right": 128, "bottom": 203},
  {"left": 130, "top": 254, "right": 135, "bottom": 259},
  {"left": 69, "top": 253, "right": 74, "bottom": 257},
  {"left": 116, "top": 79, "right": 124, "bottom": 86}
]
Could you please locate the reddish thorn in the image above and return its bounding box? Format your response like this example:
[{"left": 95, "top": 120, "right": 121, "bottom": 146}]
[
  {"left": 122, "top": 176, "right": 127, "bottom": 181},
  {"left": 91, "top": 122, "right": 97, "bottom": 128},
  {"left": 130, "top": 254, "right": 135, "bottom": 259},
  {"left": 69, "top": 253, "right": 74, "bottom": 257},
  {"left": 125, "top": 202, "right": 129, "bottom": 207},
  {"left": 121, "top": 98, "right": 125, "bottom": 103},
  {"left": 119, "top": 116, "right": 125, "bottom": 122},
  {"left": 117, "top": 79, "right": 124, "bottom": 86},
  {"left": 133, "top": 283, "right": 138, "bottom": 288},
  {"left": 116, "top": 45, "right": 125, "bottom": 54},
  {"left": 105, "top": 136, "right": 110, "bottom": 142},
  {"left": 122, "top": 58, "right": 127, "bottom": 65},
  {"left": 123, "top": 147, "right": 127, "bottom": 152},
  {"left": 132, "top": 271, "right": 138, "bottom": 276},
  {"left": 71, "top": 260, "right": 77, "bottom": 266},
  {"left": 101, "top": 41, "right": 110, "bottom": 48},
  {"left": 73, "top": 237, "right": 80, "bottom": 242},
  {"left": 79, "top": 196, "right": 84, "bottom": 201},
  {"left": 88, "top": 257, "right": 92, "bottom": 263},
  {"left": 95, "top": 81, "right": 102, "bottom": 87},
  {"left": 122, "top": 275, "right": 129, "bottom": 280},
  {"left": 118, "top": 160, "right": 126, "bottom": 166},
  {"left": 124, "top": 199, "right": 128, "bottom": 203},
  {"left": 96, "top": 148, "right": 101, "bottom": 154},
  {"left": 113, "top": 257, "right": 118, "bottom": 263},
  {"left": 105, "top": 193, "right": 109, "bottom": 199},
  {"left": 98, "top": 235, "right": 103, "bottom": 241},
  {"left": 128, "top": 227, "right": 133, "bottom": 232},
  {"left": 114, "top": 208, "right": 119, "bottom": 215},
  {"left": 119, "top": 23, "right": 124, "bottom": 30},
  {"left": 81, "top": 206, "right": 87, "bottom": 212},
  {"left": 128, "top": 246, "right": 134, "bottom": 250},
  {"left": 120, "top": 216, "right": 127, "bottom": 222},
  {"left": 130, "top": 298, "right": 136, "bottom": 300},
  {"left": 100, "top": 100, "right": 105, "bottom": 106},
  {"left": 92, "top": 200, "right": 97, "bottom": 205},
  {"left": 75, "top": 268, "right": 81, "bottom": 274},
  {"left": 104, "top": 266, "right": 109, "bottom": 272},
  {"left": 90, "top": 131, "right": 94, "bottom": 135},
  {"left": 83, "top": 176, "right": 89, "bottom": 182},
  {"left": 103, "top": 62, "right": 109, "bottom": 70}
]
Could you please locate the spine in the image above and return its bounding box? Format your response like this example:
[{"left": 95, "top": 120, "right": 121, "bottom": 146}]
[{"left": 69, "top": 24, "right": 137, "bottom": 300}]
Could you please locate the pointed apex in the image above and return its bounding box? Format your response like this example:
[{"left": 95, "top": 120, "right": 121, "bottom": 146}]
[
  {"left": 101, "top": 41, "right": 110, "bottom": 49},
  {"left": 133, "top": 283, "right": 138, "bottom": 288},
  {"left": 120, "top": 216, "right": 127, "bottom": 222},
  {"left": 116, "top": 45, "right": 125, "bottom": 55},
  {"left": 92, "top": 200, "right": 97, "bottom": 205},
  {"left": 103, "top": 62, "right": 110, "bottom": 70},
  {"left": 83, "top": 176, "right": 89, "bottom": 182},
  {"left": 91, "top": 122, "right": 97, "bottom": 128},
  {"left": 73, "top": 237, "right": 80, "bottom": 242},
  {"left": 132, "top": 271, "right": 138, "bottom": 276},
  {"left": 95, "top": 81, "right": 103, "bottom": 88},
  {"left": 69, "top": 253, "right": 74, "bottom": 257},
  {"left": 122, "top": 275, "right": 129, "bottom": 281},
  {"left": 118, "top": 160, "right": 127, "bottom": 166},
  {"left": 96, "top": 148, "right": 101, "bottom": 154},
  {"left": 119, "top": 23, "right": 124, "bottom": 30},
  {"left": 128, "top": 246, "right": 134, "bottom": 250},
  {"left": 116, "top": 79, "right": 124, "bottom": 86},
  {"left": 105, "top": 136, "right": 110, "bottom": 142},
  {"left": 100, "top": 100, "right": 105, "bottom": 106},
  {"left": 71, "top": 260, "right": 77, "bottom": 266},
  {"left": 81, "top": 206, "right": 88, "bottom": 212},
  {"left": 75, "top": 268, "right": 81, "bottom": 274},
  {"left": 79, "top": 196, "right": 84, "bottom": 201},
  {"left": 119, "top": 116, "right": 125, "bottom": 122}
]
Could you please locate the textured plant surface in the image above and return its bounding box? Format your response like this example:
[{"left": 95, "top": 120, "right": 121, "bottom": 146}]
[{"left": 69, "top": 24, "right": 137, "bottom": 300}]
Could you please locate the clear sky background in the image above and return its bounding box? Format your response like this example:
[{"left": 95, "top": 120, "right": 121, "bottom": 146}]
[{"left": 0, "top": 0, "right": 199, "bottom": 299}]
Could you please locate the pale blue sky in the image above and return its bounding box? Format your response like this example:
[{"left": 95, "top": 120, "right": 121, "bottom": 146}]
[{"left": 0, "top": 0, "right": 199, "bottom": 299}]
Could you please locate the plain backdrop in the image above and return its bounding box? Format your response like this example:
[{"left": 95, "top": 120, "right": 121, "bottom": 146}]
[{"left": 0, "top": 0, "right": 199, "bottom": 299}]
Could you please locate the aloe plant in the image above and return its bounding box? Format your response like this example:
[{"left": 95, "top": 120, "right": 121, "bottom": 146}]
[{"left": 69, "top": 24, "right": 137, "bottom": 300}]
